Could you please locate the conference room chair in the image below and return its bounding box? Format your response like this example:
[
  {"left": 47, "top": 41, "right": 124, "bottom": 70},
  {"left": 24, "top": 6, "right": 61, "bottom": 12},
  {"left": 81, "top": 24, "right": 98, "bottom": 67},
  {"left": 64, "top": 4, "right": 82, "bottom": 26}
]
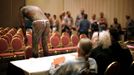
[
  {"left": 50, "top": 34, "right": 60, "bottom": 48},
  {"left": 128, "top": 61, "right": 134, "bottom": 75},
  {"left": 11, "top": 37, "right": 25, "bottom": 58},
  {"left": 79, "top": 34, "right": 87, "bottom": 39},
  {"left": 0, "top": 38, "right": 14, "bottom": 58},
  {"left": 61, "top": 33, "right": 70, "bottom": 47},
  {"left": 26, "top": 33, "right": 32, "bottom": 46},
  {"left": 71, "top": 34, "right": 79, "bottom": 46},
  {"left": 5, "top": 33, "right": 13, "bottom": 45},
  {"left": 104, "top": 61, "right": 120, "bottom": 75}
]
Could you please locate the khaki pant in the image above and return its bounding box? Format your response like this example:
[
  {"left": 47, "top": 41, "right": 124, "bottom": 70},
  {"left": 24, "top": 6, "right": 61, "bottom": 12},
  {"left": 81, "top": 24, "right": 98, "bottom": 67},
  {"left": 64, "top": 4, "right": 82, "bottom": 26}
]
[{"left": 32, "top": 20, "right": 49, "bottom": 57}]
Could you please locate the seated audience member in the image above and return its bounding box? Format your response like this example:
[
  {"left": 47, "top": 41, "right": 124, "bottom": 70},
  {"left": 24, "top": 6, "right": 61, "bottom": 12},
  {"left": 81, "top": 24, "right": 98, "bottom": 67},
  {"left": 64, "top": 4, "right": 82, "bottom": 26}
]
[
  {"left": 90, "top": 30, "right": 114, "bottom": 75},
  {"left": 49, "top": 38, "right": 97, "bottom": 75},
  {"left": 91, "top": 29, "right": 133, "bottom": 75},
  {"left": 109, "top": 29, "right": 133, "bottom": 75}
]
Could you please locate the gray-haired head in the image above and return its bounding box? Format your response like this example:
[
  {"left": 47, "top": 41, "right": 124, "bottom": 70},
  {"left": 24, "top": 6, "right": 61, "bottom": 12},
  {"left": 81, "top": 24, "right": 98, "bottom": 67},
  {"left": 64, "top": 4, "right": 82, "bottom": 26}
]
[
  {"left": 77, "top": 38, "right": 92, "bottom": 56},
  {"left": 99, "top": 31, "right": 111, "bottom": 49},
  {"left": 91, "top": 31, "right": 111, "bottom": 49}
]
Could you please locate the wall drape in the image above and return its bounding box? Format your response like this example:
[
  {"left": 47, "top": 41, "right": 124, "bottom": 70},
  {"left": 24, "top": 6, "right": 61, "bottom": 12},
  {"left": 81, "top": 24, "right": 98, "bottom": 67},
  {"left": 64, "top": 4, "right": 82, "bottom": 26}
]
[{"left": 26, "top": 0, "right": 134, "bottom": 28}]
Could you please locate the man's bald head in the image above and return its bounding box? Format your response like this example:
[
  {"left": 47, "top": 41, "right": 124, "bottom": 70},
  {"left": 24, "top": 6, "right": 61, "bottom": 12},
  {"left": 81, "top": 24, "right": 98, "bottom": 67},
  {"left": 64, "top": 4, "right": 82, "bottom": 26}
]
[{"left": 77, "top": 38, "right": 92, "bottom": 56}]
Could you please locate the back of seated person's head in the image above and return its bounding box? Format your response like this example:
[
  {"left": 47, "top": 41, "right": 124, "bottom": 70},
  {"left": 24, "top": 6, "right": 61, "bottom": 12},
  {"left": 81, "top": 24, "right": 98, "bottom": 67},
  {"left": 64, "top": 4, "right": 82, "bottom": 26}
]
[
  {"left": 98, "top": 31, "right": 112, "bottom": 49},
  {"left": 51, "top": 38, "right": 94, "bottom": 75},
  {"left": 77, "top": 38, "right": 94, "bottom": 75},
  {"left": 77, "top": 38, "right": 92, "bottom": 58}
]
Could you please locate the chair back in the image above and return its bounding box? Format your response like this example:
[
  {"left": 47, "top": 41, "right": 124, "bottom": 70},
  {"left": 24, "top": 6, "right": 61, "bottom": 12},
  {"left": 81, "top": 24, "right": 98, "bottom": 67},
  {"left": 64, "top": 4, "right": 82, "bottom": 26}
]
[
  {"left": 104, "top": 61, "right": 120, "bottom": 75},
  {"left": 61, "top": 34, "right": 70, "bottom": 47},
  {"left": 5, "top": 33, "right": 13, "bottom": 44},
  {"left": 0, "top": 38, "right": 8, "bottom": 52},
  {"left": 50, "top": 35, "right": 60, "bottom": 48},
  {"left": 128, "top": 61, "right": 134, "bottom": 75},
  {"left": 62, "top": 32, "right": 70, "bottom": 37},
  {"left": 1, "top": 35, "right": 10, "bottom": 44},
  {"left": 52, "top": 31, "right": 60, "bottom": 38},
  {"left": 9, "top": 28, "right": 17, "bottom": 36},
  {"left": 71, "top": 34, "right": 79, "bottom": 46},
  {"left": 79, "top": 34, "right": 87, "bottom": 39},
  {"left": 11, "top": 37, "right": 23, "bottom": 50},
  {"left": 26, "top": 34, "right": 32, "bottom": 46}
]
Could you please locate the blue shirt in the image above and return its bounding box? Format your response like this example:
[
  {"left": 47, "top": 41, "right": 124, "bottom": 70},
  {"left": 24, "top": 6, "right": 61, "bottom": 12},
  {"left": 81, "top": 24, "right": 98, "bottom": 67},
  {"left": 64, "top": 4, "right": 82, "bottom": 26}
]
[{"left": 79, "top": 19, "right": 90, "bottom": 32}]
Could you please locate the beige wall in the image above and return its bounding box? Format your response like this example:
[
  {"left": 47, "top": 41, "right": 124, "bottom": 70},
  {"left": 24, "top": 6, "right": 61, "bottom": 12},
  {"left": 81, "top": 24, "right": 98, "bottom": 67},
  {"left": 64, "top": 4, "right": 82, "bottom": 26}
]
[
  {"left": 26, "top": 0, "right": 134, "bottom": 28},
  {"left": 26, "top": 0, "right": 64, "bottom": 16},
  {"left": 64, "top": 0, "right": 134, "bottom": 28}
]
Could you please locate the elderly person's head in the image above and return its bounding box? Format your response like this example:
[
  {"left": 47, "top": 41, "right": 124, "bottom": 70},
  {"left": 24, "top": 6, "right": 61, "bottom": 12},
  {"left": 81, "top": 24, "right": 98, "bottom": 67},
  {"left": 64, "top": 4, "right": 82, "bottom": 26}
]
[
  {"left": 77, "top": 38, "right": 92, "bottom": 57},
  {"left": 99, "top": 31, "right": 111, "bottom": 49},
  {"left": 92, "top": 31, "right": 111, "bottom": 49}
]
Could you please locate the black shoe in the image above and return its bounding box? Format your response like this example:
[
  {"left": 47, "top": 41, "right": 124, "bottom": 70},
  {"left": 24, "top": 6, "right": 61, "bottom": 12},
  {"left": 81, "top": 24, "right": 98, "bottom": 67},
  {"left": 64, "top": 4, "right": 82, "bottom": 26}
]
[{"left": 32, "top": 53, "right": 38, "bottom": 58}]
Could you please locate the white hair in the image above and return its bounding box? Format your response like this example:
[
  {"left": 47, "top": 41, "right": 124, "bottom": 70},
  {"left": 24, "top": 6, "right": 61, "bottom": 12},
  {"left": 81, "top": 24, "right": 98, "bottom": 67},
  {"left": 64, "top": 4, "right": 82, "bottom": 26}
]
[
  {"left": 91, "top": 30, "right": 111, "bottom": 49},
  {"left": 91, "top": 32, "right": 99, "bottom": 48},
  {"left": 91, "top": 32, "right": 99, "bottom": 40},
  {"left": 99, "top": 30, "right": 111, "bottom": 49}
]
